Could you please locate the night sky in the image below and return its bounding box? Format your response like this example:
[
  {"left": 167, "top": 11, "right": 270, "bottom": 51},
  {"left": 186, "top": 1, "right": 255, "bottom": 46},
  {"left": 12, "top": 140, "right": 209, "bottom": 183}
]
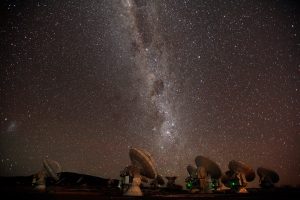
[{"left": 0, "top": 0, "right": 299, "bottom": 187}]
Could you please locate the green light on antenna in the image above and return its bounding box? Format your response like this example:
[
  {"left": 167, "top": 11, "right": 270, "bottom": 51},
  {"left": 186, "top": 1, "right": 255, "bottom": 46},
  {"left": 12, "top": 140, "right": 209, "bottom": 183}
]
[{"left": 186, "top": 181, "right": 193, "bottom": 189}]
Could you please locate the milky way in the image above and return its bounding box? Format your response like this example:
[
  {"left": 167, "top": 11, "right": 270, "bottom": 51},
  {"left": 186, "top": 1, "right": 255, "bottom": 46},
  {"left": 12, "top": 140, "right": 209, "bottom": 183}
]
[
  {"left": 0, "top": 0, "right": 299, "bottom": 187},
  {"left": 117, "top": 0, "right": 184, "bottom": 175}
]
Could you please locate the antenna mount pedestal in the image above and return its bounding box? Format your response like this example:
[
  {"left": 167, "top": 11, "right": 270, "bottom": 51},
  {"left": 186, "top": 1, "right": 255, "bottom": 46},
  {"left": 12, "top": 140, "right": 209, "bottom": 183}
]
[{"left": 124, "top": 176, "right": 143, "bottom": 196}]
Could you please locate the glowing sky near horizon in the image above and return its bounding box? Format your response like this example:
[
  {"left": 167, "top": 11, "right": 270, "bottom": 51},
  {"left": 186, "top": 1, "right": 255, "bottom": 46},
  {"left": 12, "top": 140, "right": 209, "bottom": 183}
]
[{"left": 0, "top": 0, "right": 299, "bottom": 187}]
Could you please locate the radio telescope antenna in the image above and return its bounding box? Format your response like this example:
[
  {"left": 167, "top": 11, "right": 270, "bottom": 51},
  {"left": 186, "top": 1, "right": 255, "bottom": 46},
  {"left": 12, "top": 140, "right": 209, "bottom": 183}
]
[
  {"left": 221, "top": 160, "right": 255, "bottom": 193},
  {"left": 121, "top": 148, "right": 158, "bottom": 196},
  {"left": 257, "top": 167, "right": 279, "bottom": 188},
  {"left": 32, "top": 158, "right": 62, "bottom": 191}
]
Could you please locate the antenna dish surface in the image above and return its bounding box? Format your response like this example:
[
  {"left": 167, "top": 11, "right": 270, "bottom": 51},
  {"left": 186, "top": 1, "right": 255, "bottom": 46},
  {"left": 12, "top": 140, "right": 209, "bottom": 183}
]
[
  {"left": 129, "top": 148, "right": 157, "bottom": 179},
  {"left": 187, "top": 165, "right": 197, "bottom": 177},
  {"left": 195, "top": 156, "right": 222, "bottom": 179},
  {"left": 257, "top": 167, "right": 279, "bottom": 183},
  {"left": 43, "top": 159, "right": 61, "bottom": 181},
  {"left": 228, "top": 160, "right": 255, "bottom": 182}
]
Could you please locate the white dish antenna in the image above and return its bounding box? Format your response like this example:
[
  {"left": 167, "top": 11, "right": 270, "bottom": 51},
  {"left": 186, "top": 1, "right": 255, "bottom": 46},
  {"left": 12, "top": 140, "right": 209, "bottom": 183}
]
[
  {"left": 122, "top": 147, "right": 159, "bottom": 196},
  {"left": 257, "top": 167, "right": 279, "bottom": 188},
  {"left": 221, "top": 160, "right": 255, "bottom": 193},
  {"left": 129, "top": 148, "right": 157, "bottom": 179},
  {"left": 32, "top": 158, "right": 62, "bottom": 191},
  {"left": 186, "top": 156, "right": 222, "bottom": 192},
  {"left": 229, "top": 160, "right": 255, "bottom": 182},
  {"left": 195, "top": 156, "right": 222, "bottom": 179}
]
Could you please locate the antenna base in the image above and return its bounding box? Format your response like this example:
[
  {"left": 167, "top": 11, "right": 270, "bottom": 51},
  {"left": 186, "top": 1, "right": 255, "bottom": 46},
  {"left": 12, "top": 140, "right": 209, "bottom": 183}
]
[
  {"left": 34, "top": 184, "right": 46, "bottom": 192},
  {"left": 238, "top": 187, "right": 248, "bottom": 193},
  {"left": 124, "top": 177, "right": 143, "bottom": 196}
]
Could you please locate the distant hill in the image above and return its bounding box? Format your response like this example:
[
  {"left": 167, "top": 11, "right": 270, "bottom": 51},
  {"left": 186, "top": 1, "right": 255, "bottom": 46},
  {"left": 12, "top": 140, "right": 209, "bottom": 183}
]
[{"left": 0, "top": 172, "right": 119, "bottom": 188}]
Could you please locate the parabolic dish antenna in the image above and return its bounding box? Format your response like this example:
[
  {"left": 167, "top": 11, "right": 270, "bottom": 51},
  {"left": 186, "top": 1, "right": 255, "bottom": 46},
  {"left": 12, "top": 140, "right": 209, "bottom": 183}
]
[
  {"left": 123, "top": 148, "right": 158, "bottom": 196},
  {"left": 229, "top": 160, "right": 255, "bottom": 182},
  {"left": 195, "top": 156, "right": 222, "bottom": 179},
  {"left": 43, "top": 159, "right": 62, "bottom": 181},
  {"left": 129, "top": 148, "right": 157, "bottom": 179},
  {"left": 32, "top": 158, "right": 62, "bottom": 191},
  {"left": 222, "top": 160, "right": 255, "bottom": 193},
  {"left": 257, "top": 167, "right": 279, "bottom": 188}
]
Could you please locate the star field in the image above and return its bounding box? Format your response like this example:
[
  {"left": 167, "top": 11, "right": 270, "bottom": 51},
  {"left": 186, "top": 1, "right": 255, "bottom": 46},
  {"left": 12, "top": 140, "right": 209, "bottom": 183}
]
[{"left": 0, "top": 0, "right": 299, "bottom": 187}]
